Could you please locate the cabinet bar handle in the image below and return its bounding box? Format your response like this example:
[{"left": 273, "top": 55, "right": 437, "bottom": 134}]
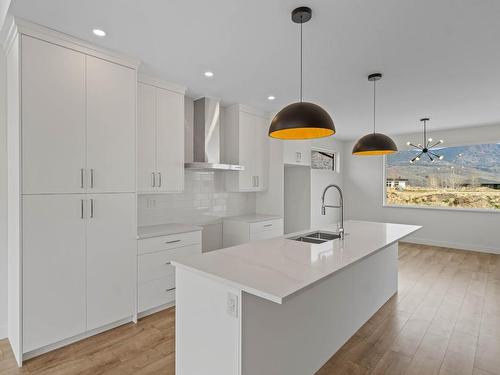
[
  {"left": 90, "top": 169, "right": 95, "bottom": 188},
  {"left": 165, "top": 261, "right": 171, "bottom": 265},
  {"left": 80, "top": 199, "right": 84, "bottom": 219},
  {"left": 90, "top": 199, "right": 94, "bottom": 218},
  {"left": 80, "top": 169, "right": 84, "bottom": 188},
  {"left": 158, "top": 172, "right": 162, "bottom": 187},
  {"left": 264, "top": 224, "right": 273, "bottom": 227},
  {"left": 256, "top": 176, "right": 259, "bottom": 187},
  {"left": 165, "top": 239, "right": 181, "bottom": 244},
  {"left": 151, "top": 172, "right": 156, "bottom": 187},
  {"left": 165, "top": 287, "right": 176, "bottom": 292}
]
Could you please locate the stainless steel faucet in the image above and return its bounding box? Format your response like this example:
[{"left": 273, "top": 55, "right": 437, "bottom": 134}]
[{"left": 321, "top": 184, "right": 344, "bottom": 239}]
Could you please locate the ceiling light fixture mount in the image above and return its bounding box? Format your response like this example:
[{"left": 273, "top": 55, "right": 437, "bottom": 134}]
[
  {"left": 352, "top": 73, "right": 398, "bottom": 155},
  {"left": 407, "top": 118, "right": 444, "bottom": 163},
  {"left": 268, "top": 6, "right": 335, "bottom": 140}
]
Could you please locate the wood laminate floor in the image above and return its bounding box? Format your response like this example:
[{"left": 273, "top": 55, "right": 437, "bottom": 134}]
[{"left": 1, "top": 242, "right": 500, "bottom": 374}]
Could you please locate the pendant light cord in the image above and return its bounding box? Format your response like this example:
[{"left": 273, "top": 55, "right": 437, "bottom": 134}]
[
  {"left": 300, "top": 21, "right": 303, "bottom": 102},
  {"left": 373, "top": 79, "right": 376, "bottom": 134}
]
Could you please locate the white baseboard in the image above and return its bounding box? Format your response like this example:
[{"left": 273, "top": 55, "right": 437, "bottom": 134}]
[
  {"left": 0, "top": 324, "right": 7, "bottom": 340},
  {"left": 137, "top": 301, "right": 175, "bottom": 319},
  {"left": 23, "top": 316, "right": 134, "bottom": 361},
  {"left": 403, "top": 236, "right": 500, "bottom": 255}
]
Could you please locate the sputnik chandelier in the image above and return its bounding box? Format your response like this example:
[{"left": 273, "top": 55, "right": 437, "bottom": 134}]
[{"left": 407, "top": 118, "right": 444, "bottom": 163}]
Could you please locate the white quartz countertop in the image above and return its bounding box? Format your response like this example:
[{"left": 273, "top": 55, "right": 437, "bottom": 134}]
[
  {"left": 137, "top": 223, "right": 203, "bottom": 239},
  {"left": 223, "top": 213, "right": 283, "bottom": 223},
  {"left": 172, "top": 220, "right": 421, "bottom": 304}
]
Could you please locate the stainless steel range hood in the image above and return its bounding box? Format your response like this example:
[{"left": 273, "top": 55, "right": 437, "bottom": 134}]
[{"left": 184, "top": 97, "right": 244, "bottom": 171}]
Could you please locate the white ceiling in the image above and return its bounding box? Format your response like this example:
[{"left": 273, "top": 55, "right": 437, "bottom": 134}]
[{"left": 9, "top": 0, "right": 500, "bottom": 140}]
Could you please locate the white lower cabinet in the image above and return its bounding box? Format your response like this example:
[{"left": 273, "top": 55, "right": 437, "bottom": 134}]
[
  {"left": 86, "top": 194, "right": 136, "bottom": 330},
  {"left": 223, "top": 216, "right": 284, "bottom": 247},
  {"left": 137, "top": 233, "right": 202, "bottom": 315},
  {"left": 23, "top": 195, "right": 87, "bottom": 352},
  {"left": 22, "top": 194, "right": 136, "bottom": 352}
]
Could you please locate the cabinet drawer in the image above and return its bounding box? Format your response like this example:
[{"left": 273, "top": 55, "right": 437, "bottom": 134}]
[
  {"left": 138, "top": 275, "right": 176, "bottom": 312},
  {"left": 250, "top": 228, "right": 283, "bottom": 242},
  {"left": 138, "top": 231, "right": 201, "bottom": 254},
  {"left": 138, "top": 244, "right": 201, "bottom": 283},
  {"left": 250, "top": 219, "right": 283, "bottom": 234}
]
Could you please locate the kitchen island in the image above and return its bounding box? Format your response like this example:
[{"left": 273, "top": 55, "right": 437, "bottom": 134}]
[{"left": 172, "top": 220, "right": 421, "bottom": 375}]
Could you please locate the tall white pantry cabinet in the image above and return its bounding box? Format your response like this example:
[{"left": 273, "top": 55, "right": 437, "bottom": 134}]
[{"left": 6, "top": 20, "right": 139, "bottom": 365}]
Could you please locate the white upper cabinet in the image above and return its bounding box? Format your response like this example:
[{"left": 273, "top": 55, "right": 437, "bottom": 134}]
[
  {"left": 22, "top": 36, "right": 86, "bottom": 194},
  {"left": 86, "top": 194, "right": 136, "bottom": 330},
  {"left": 86, "top": 57, "right": 136, "bottom": 193},
  {"left": 21, "top": 36, "right": 136, "bottom": 194},
  {"left": 283, "top": 140, "right": 311, "bottom": 166},
  {"left": 223, "top": 105, "right": 270, "bottom": 192},
  {"left": 137, "top": 83, "right": 157, "bottom": 192},
  {"left": 156, "top": 87, "right": 185, "bottom": 192},
  {"left": 137, "top": 78, "right": 185, "bottom": 193}
]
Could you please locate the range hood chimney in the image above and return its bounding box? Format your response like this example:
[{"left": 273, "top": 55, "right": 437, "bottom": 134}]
[{"left": 185, "top": 97, "right": 244, "bottom": 171}]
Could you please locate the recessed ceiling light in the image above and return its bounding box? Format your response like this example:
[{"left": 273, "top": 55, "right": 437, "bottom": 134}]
[
  {"left": 92, "top": 29, "right": 106, "bottom": 37},
  {"left": 204, "top": 71, "right": 214, "bottom": 77},
  {"left": 267, "top": 96, "right": 276, "bottom": 101}
]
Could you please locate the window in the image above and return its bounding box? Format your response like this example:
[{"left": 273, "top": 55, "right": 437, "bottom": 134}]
[
  {"left": 311, "top": 150, "right": 336, "bottom": 171},
  {"left": 385, "top": 143, "right": 500, "bottom": 210}
]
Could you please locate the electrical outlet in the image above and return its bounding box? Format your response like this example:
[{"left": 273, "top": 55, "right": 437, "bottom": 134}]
[{"left": 227, "top": 292, "right": 238, "bottom": 318}]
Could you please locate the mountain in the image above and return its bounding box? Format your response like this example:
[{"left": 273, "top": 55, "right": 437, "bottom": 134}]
[{"left": 386, "top": 143, "right": 500, "bottom": 187}]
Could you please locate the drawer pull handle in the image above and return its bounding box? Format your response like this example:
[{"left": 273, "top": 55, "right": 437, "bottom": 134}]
[
  {"left": 264, "top": 224, "right": 273, "bottom": 227},
  {"left": 165, "top": 261, "right": 171, "bottom": 265},
  {"left": 165, "top": 239, "right": 181, "bottom": 244},
  {"left": 165, "top": 287, "right": 176, "bottom": 292}
]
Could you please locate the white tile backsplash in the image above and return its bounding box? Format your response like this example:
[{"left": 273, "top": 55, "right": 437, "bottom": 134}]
[{"left": 138, "top": 171, "right": 256, "bottom": 226}]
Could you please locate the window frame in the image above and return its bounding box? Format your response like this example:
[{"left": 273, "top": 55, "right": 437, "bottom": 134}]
[{"left": 311, "top": 147, "right": 339, "bottom": 173}]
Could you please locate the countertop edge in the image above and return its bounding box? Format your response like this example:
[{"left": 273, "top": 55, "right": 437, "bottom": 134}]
[
  {"left": 171, "top": 261, "right": 284, "bottom": 304},
  {"left": 137, "top": 224, "right": 203, "bottom": 240}
]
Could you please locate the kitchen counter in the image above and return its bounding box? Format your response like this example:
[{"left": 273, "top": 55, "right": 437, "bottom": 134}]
[
  {"left": 172, "top": 220, "right": 420, "bottom": 303},
  {"left": 137, "top": 223, "right": 202, "bottom": 239},
  {"left": 173, "top": 220, "right": 421, "bottom": 375}
]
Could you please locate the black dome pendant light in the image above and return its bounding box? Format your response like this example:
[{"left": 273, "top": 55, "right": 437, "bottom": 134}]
[
  {"left": 352, "top": 73, "right": 398, "bottom": 155},
  {"left": 268, "top": 7, "right": 335, "bottom": 140}
]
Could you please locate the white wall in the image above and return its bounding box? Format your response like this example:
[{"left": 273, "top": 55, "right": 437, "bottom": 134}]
[
  {"left": 0, "top": 32, "right": 7, "bottom": 339},
  {"left": 284, "top": 165, "right": 311, "bottom": 234},
  {"left": 0, "top": 0, "right": 11, "bottom": 32},
  {"left": 343, "top": 123, "right": 500, "bottom": 253},
  {"left": 282, "top": 136, "right": 345, "bottom": 234},
  {"left": 310, "top": 137, "right": 344, "bottom": 229}
]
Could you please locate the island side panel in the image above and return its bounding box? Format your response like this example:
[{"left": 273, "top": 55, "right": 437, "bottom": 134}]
[
  {"left": 175, "top": 268, "right": 242, "bottom": 375},
  {"left": 241, "top": 242, "right": 398, "bottom": 375}
]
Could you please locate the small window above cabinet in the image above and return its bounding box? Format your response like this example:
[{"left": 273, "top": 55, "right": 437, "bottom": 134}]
[
  {"left": 283, "top": 140, "right": 311, "bottom": 166},
  {"left": 137, "top": 75, "right": 186, "bottom": 193},
  {"left": 222, "top": 104, "right": 270, "bottom": 192}
]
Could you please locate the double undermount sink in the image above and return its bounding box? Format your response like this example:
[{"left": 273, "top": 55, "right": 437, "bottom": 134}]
[{"left": 290, "top": 231, "right": 341, "bottom": 244}]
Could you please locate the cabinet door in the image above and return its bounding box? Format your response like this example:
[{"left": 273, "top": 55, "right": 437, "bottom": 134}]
[
  {"left": 22, "top": 36, "right": 86, "bottom": 194},
  {"left": 23, "top": 195, "right": 86, "bottom": 352},
  {"left": 238, "top": 111, "right": 256, "bottom": 191},
  {"left": 86, "top": 56, "right": 136, "bottom": 193},
  {"left": 254, "top": 115, "right": 269, "bottom": 191},
  {"left": 137, "top": 83, "right": 157, "bottom": 192},
  {"left": 86, "top": 194, "right": 136, "bottom": 330},
  {"left": 156, "top": 88, "right": 184, "bottom": 192},
  {"left": 283, "top": 140, "right": 311, "bottom": 166}
]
